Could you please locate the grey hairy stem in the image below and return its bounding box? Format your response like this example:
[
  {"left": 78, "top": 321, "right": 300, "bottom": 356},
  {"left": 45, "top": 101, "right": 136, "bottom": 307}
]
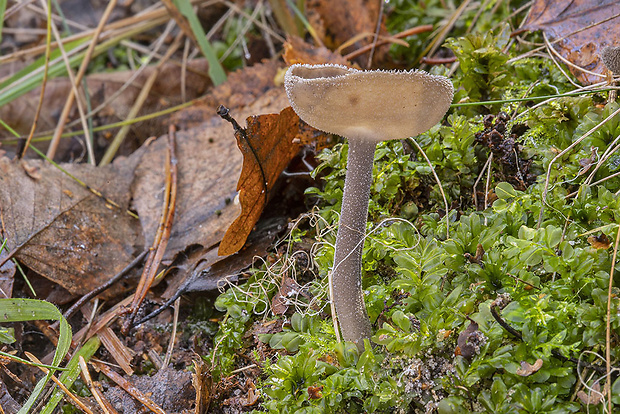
[{"left": 332, "top": 138, "right": 376, "bottom": 347}]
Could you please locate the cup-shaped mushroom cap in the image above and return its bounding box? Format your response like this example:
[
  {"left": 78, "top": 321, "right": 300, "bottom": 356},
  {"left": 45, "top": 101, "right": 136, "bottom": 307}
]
[{"left": 284, "top": 63, "right": 454, "bottom": 141}]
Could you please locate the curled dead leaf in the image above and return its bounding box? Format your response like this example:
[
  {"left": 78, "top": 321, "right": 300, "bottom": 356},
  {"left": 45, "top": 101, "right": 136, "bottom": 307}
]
[
  {"left": 456, "top": 321, "right": 486, "bottom": 360},
  {"left": 308, "top": 385, "right": 323, "bottom": 399},
  {"left": 516, "top": 358, "right": 543, "bottom": 376},
  {"left": 588, "top": 233, "right": 611, "bottom": 249},
  {"left": 217, "top": 106, "right": 307, "bottom": 256}
]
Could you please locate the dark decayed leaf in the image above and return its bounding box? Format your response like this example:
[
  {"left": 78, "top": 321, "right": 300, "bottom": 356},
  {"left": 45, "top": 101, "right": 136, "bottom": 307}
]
[
  {"left": 520, "top": 0, "right": 620, "bottom": 85},
  {"left": 0, "top": 157, "right": 141, "bottom": 295}
]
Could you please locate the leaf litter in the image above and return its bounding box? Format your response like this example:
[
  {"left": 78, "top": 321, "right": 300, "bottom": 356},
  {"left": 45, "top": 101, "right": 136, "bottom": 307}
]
[{"left": 520, "top": 0, "right": 620, "bottom": 84}]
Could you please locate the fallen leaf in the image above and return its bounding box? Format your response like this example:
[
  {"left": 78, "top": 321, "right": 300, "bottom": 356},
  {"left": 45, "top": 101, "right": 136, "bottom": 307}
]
[
  {"left": 587, "top": 233, "right": 611, "bottom": 249},
  {"left": 283, "top": 35, "right": 350, "bottom": 66},
  {"left": 131, "top": 115, "right": 243, "bottom": 262},
  {"left": 306, "top": 0, "right": 389, "bottom": 66},
  {"left": 577, "top": 381, "right": 603, "bottom": 406},
  {"left": 218, "top": 106, "right": 304, "bottom": 255},
  {"left": 520, "top": 0, "right": 620, "bottom": 85},
  {"left": 241, "top": 379, "right": 260, "bottom": 407},
  {"left": 465, "top": 243, "right": 485, "bottom": 265},
  {"left": 0, "top": 156, "right": 142, "bottom": 296},
  {"left": 308, "top": 385, "right": 323, "bottom": 399},
  {"left": 164, "top": 215, "right": 285, "bottom": 299},
  {"left": 271, "top": 275, "right": 304, "bottom": 315},
  {"left": 516, "top": 358, "right": 543, "bottom": 376}
]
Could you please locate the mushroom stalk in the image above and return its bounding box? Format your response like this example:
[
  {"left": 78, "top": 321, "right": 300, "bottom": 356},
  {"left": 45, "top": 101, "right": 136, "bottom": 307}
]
[
  {"left": 332, "top": 137, "right": 376, "bottom": 346},
  {"left": 284, "top": 63, "right": 454, "bottom": 351}
]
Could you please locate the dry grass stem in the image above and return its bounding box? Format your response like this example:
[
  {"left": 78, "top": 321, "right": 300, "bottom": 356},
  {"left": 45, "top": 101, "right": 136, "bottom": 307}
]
[
  {"left": 79, "top": 356, "right": 114, "bottom": 414},
  {"left": 46, "top": 0, "right": 119, "bottom": 160},
  {"left": 163, "top": 297, "right": 182, "bottom": 369},
  {"left": 605, "top": 224, "right": 620, "bottom": 412},
  {"left": 25, "top": 352, "right": 95, "bottom": 414}
]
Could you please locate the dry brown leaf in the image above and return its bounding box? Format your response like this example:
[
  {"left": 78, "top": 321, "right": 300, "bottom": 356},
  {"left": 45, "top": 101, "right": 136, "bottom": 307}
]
[
  {"left": 306, "top": 0, "right": 389, "bottom": 66},
  {"left": 217, "top": 106, "right": 304, "bottom": 255},
  {"left": 0, "top": 156, "right": 142, "bottom": 295},
  {"left": 271, "top": 276, "right": 304, "bottom": 315},
  {"left": 131, "top": 115, "right": 243, "bottom": 262},
  {"left": 516, "top": 358, "right": 543, "bottom": 376},
  {"left": 307, "top": 385, "right": 323, "bottom": 399},
  {"left": 577, "top": 381, "right": 603, "bottom": 406},
  {"left": 283, "top": 36, "right": 350, "bottom": 66},
  {"left": 520, "top": 0, "right": 620, "bottom": 84},
  {"left": 587, "top": 233, "right": 611, "bottom": 249}
]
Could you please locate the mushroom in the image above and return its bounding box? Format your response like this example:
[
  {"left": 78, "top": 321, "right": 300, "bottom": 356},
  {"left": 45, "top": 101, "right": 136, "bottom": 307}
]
[{"left": 284, "top": 63, "right": 454, "bottom": 348}]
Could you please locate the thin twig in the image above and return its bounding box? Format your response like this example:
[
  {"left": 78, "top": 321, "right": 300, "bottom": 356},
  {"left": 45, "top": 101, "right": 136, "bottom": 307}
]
[
  {"left": 472, "top": 154, "right": 493, "bottom": 210},
  {"left": 63, "top": 251, "right": 148, "bottom": 321},
  {"left": 490, "top": 304, "right": 608, "bottom": 374},
  {"left": 484, "top": 153, "right": 493, "bottom": 226},
  {"left": 344, "top": 25, "right": 433, "bottom": 61},
  {"left": 366, "top": 0, "right": 384, "bottom": 68}
]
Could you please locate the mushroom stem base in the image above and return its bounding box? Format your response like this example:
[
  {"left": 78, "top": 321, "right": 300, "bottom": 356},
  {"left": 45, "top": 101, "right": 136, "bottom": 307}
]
[{"left": 332, "top": 138, "right": 376, "bottom": 349}]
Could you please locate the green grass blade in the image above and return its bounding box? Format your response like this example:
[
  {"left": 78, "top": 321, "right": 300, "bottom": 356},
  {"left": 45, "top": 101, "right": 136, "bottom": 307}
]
[
  {"left": 41, "top": 336, "right": 101, "bottom": 413},
  {"left": 0, "top": 0, "right": 7, "bottom": 44},
  {"left": 172, "top": 0, "right": 227, "bottom": 85},
  {"left": 0, "top": 299, "right": 72, "bottom": 414}
]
